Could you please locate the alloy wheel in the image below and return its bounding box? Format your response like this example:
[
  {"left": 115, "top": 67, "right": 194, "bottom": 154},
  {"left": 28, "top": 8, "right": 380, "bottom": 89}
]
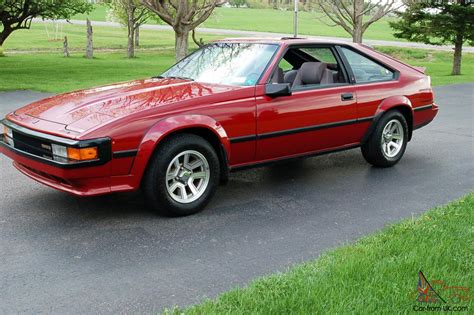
[
  {"left": 381, "top": 119, "right": 404, "bottom": 158},
  {"left": 165, "top": 150, "right": 210, "bottom": 203}
]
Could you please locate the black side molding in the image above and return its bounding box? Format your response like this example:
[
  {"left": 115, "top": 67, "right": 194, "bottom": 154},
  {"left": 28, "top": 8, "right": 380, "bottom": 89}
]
[
  {"left": 413, "top": 104, "right": 433, "bottom": 112},
  {"left": 229, "top": 117, "right": 373, "bottom": 144},
  {"left": 229, "top": 135, "right": 258, "bottom": 144},
  {"left": 113, "top": 149, "right": 138, "bottom": 158}
]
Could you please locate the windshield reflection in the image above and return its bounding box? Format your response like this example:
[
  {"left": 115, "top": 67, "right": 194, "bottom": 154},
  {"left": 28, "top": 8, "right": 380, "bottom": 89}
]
[{"left": 161, "top": 43, "right": 279, "bottom": 86}]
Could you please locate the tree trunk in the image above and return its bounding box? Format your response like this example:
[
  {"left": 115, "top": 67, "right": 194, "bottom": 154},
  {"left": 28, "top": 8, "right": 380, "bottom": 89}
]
[
  {"left": 352, "top": 28, "right": 363, "bottom": 43},
  {"left": 127, "top": 14, "right": 135, "bottom": 58},
  {"left": 135, "top": 26, "right": 140, "bottom": 47},
  {"left": 0, "top": 25, "right": 13, "bottom": 47},
  {"left": 85, "top": 19, "right": 93, "bottom": 59},
  {"left": 352, "top": 0, "right": 364, "bottom": 43},
  {"left": 451, "top": 33, "right": 463, "bottom": 75},
  {"left": 63, "top": 36, "right": 70, "bottom": 57},
  {"left": 0, "top": 34, "right": 7, "bottom": 47},
  {"left": 175, "top": 30, "right": 189, "bottom": 61}
]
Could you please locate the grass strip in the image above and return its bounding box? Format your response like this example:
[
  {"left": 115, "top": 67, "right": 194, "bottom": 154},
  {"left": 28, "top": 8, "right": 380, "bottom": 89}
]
[{"left": 170, "top": 193, "right": 473, "bottom": 314}]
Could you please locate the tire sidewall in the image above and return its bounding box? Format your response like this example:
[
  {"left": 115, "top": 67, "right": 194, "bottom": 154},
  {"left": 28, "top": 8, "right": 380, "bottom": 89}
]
[
  {"left": 145, "top": 134, "right": 220, "bottom": 216},
  {"left": 375, "top": 111, "right": 408, "bottom": 164}
]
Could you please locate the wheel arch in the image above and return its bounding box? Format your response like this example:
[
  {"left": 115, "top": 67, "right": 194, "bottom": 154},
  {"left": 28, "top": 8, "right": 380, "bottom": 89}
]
[
  {"left": 130, "top": 115, "right": 231, "bottom": 188},
  {"left": 361, "top": 96, "right": 414, "bottom": 144}
]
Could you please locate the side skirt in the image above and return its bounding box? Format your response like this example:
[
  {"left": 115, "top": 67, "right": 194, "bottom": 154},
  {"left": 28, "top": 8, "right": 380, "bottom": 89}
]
[{"left": 230, "top": 143, "right": 361, "bottom": 172}]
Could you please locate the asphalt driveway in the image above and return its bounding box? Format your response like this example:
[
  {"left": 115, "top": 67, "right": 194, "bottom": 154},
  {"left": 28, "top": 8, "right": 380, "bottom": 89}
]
[{"left": 0, "top": 84, "right": 473, "bottom": 314}]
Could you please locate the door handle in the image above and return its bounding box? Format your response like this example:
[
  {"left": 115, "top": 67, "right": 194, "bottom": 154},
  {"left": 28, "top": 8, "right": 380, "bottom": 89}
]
[{"left": 341, "top": 93, "right": 354, "bottom": 101}]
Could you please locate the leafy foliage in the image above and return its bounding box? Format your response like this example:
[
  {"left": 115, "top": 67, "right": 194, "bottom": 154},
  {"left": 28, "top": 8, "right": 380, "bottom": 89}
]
[
  {"left": 104, "top": 0, "right": 152, "bottom": 27},
  {"left": 390, "top": 0, "right": 474, "bottom": 75},
  {"left": 228, "top": 0, "right": 247, "bottom": 7},
  {"left": 0, "top": 0, "right": 92, "bottom": 45},
  {"left": 102, "top": 0, "right": 154, "bottom": 57},
  {"left": 390, "top": 0, "right": 474, "bottom": 46}
]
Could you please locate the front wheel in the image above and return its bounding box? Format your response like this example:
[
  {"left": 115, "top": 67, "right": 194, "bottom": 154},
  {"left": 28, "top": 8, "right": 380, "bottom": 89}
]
[
  {"left": 361, "top": 111, "right": 408, "bottom": 167},
  {"left": 143, "top": 134, "right": 220, "bottom": 216}
]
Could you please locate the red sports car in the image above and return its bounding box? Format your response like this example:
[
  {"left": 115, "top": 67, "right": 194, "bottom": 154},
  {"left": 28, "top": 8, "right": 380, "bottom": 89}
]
[{"left": 0, "top": 38, "right": 438, "bottom": 216}]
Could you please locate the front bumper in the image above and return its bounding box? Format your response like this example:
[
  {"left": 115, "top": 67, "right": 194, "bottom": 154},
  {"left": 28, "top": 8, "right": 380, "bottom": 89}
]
[
  {"left": 0, "top": 120, "right": 115, "bottom": 196},
  {"left": 1, "top": 119, "right": 112, "bottom": 168}
]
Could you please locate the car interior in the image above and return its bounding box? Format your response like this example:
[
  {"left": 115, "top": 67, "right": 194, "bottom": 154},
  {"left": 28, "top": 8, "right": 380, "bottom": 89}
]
[{"left": 270, "top": 46, "right": 348, "bottom": 89}]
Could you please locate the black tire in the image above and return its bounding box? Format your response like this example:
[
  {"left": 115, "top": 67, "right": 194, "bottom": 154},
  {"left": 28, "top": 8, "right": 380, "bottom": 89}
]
[
  {"left": 361, "top": 110, "right": 408, "bottom": 167},
  {"left": 143, "top": 133, "right": 220, "bottom": 216}
]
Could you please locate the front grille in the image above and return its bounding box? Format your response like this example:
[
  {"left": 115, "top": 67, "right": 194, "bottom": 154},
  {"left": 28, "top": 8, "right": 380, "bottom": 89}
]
[
  {"left": 11, "top": 130, "right": 54, "bottom": 160},
  {"left": 2, "top": 120, "right": 112, "bottom": 168}
]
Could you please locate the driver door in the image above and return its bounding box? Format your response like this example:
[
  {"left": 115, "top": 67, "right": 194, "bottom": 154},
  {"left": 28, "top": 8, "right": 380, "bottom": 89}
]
[{"left": 255, "top": 45, "right": 359, "bottom": 161}]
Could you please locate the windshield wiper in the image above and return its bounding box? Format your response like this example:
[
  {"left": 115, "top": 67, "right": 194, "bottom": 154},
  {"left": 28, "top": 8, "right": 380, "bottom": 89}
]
[{"left": 153, "top": 75, "right": 194, "bottom": 81}]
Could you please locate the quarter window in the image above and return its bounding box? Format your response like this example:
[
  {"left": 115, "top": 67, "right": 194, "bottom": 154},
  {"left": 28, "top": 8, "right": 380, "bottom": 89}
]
[{"left": 340, "top": 47, "right": 395, "bottom": 83}]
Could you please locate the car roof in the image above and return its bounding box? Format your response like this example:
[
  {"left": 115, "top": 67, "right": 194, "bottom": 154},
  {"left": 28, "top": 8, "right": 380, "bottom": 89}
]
[{"left": 213, "top": 37, "right": 355, "bottom": 47}]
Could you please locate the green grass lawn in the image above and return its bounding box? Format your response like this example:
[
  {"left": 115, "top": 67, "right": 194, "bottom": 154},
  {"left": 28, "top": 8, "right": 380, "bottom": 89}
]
[
  {"left": 1, "top": 7, "right": 472, "bottom": 93},
  {"left": 73, "top": 4, "right": 109, "bottom": 22},
  {"left": 170, "top": 193, "right": 473, "bottom": 314},
  {"left": 0, "top": 52, "right": 175, "bottom": 92},
  {"left": 0, "top": 46, "right": 471, "bottom": 93},
  {"left": 1, "top": 22, "right": 222, "bottom": 52},
  {"left": 73, "top": 5, "right": 401, "bottom": 42},
  {"left": 377, "top": 47, "right": 474, "bottom": 86},
  {"left": 204, "top": 7, "right": 400, "bottom": 41}
]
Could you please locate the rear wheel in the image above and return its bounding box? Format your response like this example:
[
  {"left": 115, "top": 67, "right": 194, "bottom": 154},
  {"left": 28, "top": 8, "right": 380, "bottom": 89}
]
[
  {"left": 361, "top": 110, "right": 408, "bottom": 167},
  {"left": 143, "top": 134, "right": 220, "bottom": 216}
]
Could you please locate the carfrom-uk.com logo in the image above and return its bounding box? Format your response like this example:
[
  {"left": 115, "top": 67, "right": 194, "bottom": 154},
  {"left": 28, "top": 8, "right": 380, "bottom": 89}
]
[{"left": 413, "top": 270, "right": 470, "bottom": 312}]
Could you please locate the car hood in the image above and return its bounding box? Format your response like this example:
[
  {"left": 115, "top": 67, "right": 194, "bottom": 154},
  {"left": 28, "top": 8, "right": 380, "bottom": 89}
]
[{"left": 11, "top": 78, "right": 242, "bottom": 134}]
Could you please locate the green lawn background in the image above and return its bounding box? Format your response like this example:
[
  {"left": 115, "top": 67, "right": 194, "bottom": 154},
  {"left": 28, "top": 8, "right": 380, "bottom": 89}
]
[
  {"left": 72, "top": 6, "right": 403, "bottom": 42},
  {"left": 1, "top": 46, "right": 472, "bottom": 93},
  {"left": 0, "top": 6, "right": 473, "bottom": 93}
]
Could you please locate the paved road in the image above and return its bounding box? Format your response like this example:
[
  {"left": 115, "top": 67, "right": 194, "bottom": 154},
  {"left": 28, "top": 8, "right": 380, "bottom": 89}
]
[
  {"left": 33, "top": 18, "right": 474, "bottom": 53},
  {"left": 0, "top": 85, "right": 473, "bottom": 314}
]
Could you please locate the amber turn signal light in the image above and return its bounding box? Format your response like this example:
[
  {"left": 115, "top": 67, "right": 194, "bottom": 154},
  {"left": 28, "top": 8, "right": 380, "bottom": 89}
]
[{"left": 67, "top": 147, "right": 98, "bottom": 161}]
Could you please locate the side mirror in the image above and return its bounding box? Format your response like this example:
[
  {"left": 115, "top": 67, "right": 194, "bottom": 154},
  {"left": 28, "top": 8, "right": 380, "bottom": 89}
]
[{"left": 265, "top": 83, "right": 292, "bottom": 98}]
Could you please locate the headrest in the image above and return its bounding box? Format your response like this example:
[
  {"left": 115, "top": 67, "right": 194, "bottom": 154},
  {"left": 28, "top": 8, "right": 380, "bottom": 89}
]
[
  {"left": 284, "top": 70, "right": 298, "bottom": 84},
  {"left": 299, "top": 62, "right": 327, "bottom": 85},
  {"left": 272, "top": 67, "right": 284, "bottom": 83}
]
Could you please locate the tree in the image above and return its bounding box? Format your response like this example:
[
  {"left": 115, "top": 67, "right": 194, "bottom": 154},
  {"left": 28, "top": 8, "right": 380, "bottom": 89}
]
[
  {"left": 0, "top": 0, "right": 92, "bottom": 48},
  {"left": 228, "top": 0, "right": 247, "bottom": 7},
  {"left": 142, "top": 0, "right": 224, "bottom": 61},
  {"left": 316, "top": 0, "right": 402, "bottom": 43},
  {"left": 105, "top": 0, "right": 152, "bottom": 57},
  {"left": 390, "top": 0, "right": 474, "bottom": 75}
]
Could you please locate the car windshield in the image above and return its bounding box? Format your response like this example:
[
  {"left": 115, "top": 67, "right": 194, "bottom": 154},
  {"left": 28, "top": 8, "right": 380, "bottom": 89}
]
[{"left": 160, "top": 43, "right": 279, "bottom": 86}]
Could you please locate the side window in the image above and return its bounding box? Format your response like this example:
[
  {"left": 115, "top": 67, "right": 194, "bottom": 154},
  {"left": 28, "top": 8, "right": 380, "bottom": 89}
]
[
  {"left": 271, "top": 46, "right": 347, "bottom": 87},
  {"left": 340, "top": 47, "right": 395, "bottom": 83},
  {"left": 300, "top": 47, "right": 337, "bottom": 64},
  {"left": 278, "top": 58, "right": 293, "bottom": 72}
]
